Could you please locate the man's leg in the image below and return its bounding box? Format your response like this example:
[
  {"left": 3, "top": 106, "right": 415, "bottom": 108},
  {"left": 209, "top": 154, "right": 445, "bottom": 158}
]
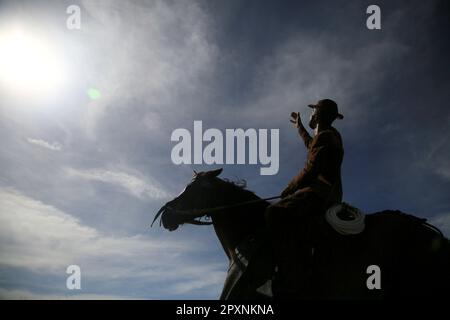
[
  {"left": 264, "top": 195, "right": 303, "bottom": 298},
  {"left": 264, "top": 192, "right": 325, "bottom": 298}
]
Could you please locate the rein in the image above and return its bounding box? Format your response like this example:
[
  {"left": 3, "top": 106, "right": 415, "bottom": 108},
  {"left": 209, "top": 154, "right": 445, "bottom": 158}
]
[
  {"left": 151, "top": 195, "right": 281, "bottom": 227},
  {"left": 176, "top": 195, "right": 281, "bottom": 215}
]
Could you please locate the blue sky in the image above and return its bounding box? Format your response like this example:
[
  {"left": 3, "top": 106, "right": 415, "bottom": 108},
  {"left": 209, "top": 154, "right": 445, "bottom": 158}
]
[{"left": 0, "top": 0, "right": 449, "bottom": 299}]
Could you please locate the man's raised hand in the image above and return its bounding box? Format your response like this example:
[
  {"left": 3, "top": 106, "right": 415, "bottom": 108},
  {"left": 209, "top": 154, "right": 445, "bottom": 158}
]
[{"left": 290, "top": 112, "right": 301, "bottom": 128}]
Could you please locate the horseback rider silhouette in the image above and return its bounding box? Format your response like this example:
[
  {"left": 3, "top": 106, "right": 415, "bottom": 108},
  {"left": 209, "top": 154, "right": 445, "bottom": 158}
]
[
  {"left": 154, "top": 99, "right": 450, "bottom": 299},
  {"left": 264, "top": 98, "right": 344, "bottom": 298}
]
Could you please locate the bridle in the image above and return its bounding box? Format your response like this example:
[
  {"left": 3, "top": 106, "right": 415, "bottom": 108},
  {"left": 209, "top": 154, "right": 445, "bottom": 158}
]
[{"left": 151, "top": 195, "right": 281, "bottom": 228}]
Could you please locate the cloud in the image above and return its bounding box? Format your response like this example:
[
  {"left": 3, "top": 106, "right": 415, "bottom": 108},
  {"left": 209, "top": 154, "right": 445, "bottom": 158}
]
[
  {"left": 26, "top": 138, "right": 62, "bottom": 151},
  {"left": 64, "top": 167, "right": 169, "bottom": 200},
  {"left": 171, "top": 274, "right": 225, "bottom": 295},
  {"left": 0, "top": 1, "right": 228, "bottom": 298},
  {"left": 0, "top": 188, "right": 181, "bottom": 273},
  {"left": 0, "top": 188, "right": 225, "bottom": 298},
  {"left": 229, "top": 35, "right": 409, "bottom": 131},
  {"left": 75, "top": 0, "right": 218, "bottom": 136},
  {"left": 430, "top": 212, "right": 450, "bottom": 238},
  {"left": 0, "top": 288, "right": 134, "bottom": 300},
  {"left": 435, "top": 167, "right": 450, "bottom": 180}
]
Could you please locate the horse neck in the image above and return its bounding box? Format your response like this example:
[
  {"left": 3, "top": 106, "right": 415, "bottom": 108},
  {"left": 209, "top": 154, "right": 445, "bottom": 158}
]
[{"left": 209, "top": 182, "right": 268, "bottom": 262}]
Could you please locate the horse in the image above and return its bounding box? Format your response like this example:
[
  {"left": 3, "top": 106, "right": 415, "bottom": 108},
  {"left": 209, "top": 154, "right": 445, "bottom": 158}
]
[{"left": 152, "top": 168, "right": 450, "bottom": 299}]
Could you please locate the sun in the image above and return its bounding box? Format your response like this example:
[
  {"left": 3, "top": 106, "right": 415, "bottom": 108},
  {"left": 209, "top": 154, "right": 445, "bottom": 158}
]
[{"left": 0, "top": 27, "right": 67, "bottom": 99}]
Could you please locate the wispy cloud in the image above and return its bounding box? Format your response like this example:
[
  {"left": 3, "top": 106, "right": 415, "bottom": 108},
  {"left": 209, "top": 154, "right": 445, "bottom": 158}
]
[
  {"left": 430, "top": 212, "right": 450, "bottom": 238},
  {"left": 0, "top": 188, "right": 182, "bottom": 272},
  {"left": 26, "top": 138, "right": 62, "bottom": 151},
  {"left": 435, "top": 167, "right": 450, "bottom": 180},
  {"left": 0, "top": 288, "right": 136, "bottom": 300},
  {"left": 0, "top": 188, "right": 224, "bottom": 298},
  {"left": 230, "top": 35, "right": 409, "bottom": 131},
  {"left": 171, "top": 275, "right": 225, "bottom": 295},
  {"left": 64, "top": 167, "right": 169, "bottom": 200},
  {"left": 76, "top": 0, "right": 218, "bottom": 136}
]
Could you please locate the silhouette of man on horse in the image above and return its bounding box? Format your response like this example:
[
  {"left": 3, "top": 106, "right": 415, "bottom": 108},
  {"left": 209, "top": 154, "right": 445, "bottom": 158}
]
[
  {"left": 153, "top": 97, "right": 450, "bottom": 299},
  {"left": 265, "top": 98, "right": 344, "bottom": 298}
]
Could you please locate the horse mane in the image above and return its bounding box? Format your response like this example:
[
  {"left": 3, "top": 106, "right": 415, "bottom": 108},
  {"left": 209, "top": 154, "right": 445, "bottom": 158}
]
[
  {"left": 222, "top": 177, "right": 247, "bottom": 189},
  {"left": 214, "top": 176, "right": 262, "bottom": 204}
]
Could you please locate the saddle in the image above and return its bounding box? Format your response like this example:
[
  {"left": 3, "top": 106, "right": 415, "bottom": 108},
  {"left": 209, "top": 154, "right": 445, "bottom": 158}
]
[{"left": 221, "top": 203, "right": 366, "bottom": 299}]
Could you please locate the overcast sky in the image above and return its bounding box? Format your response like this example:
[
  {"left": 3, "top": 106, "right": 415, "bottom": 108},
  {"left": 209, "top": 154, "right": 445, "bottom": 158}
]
[{"left": 0, "top": 0, "right": 449, "bottom": 299}]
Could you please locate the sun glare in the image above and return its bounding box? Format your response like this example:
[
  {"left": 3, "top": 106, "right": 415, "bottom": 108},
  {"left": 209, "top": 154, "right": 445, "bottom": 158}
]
[{"left": 0, "top": 27, "right": 67, "bottom": 99}]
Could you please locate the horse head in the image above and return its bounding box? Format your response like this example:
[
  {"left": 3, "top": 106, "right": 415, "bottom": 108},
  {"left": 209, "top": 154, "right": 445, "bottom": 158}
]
[{"left": 151, "top": 168, "right": 223, "bottom": 231}]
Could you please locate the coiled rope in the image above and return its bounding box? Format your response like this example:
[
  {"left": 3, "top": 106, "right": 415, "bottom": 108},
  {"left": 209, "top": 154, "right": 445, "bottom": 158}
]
[{"left": 325, "top": 202, "right": 366, "bottom": 235}]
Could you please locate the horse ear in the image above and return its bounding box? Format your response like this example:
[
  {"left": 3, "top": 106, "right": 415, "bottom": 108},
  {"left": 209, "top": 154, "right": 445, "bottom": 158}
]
[
  {"left": 207, "top": 168, "right": 223, "bottom": 177},
  {"left": 193, "top": 170, "right": 198, "bottom": 176}
]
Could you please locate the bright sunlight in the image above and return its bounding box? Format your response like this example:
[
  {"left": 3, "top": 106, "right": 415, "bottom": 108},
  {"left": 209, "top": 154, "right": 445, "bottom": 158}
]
[{"left": 0, "top": 26, "right": 67, "bottom": 99}]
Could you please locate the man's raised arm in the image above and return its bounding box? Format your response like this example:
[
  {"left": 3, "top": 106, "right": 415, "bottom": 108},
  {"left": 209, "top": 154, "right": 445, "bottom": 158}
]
[{"left": 290, "top": 112, "right": 312, "bottom": 148}]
